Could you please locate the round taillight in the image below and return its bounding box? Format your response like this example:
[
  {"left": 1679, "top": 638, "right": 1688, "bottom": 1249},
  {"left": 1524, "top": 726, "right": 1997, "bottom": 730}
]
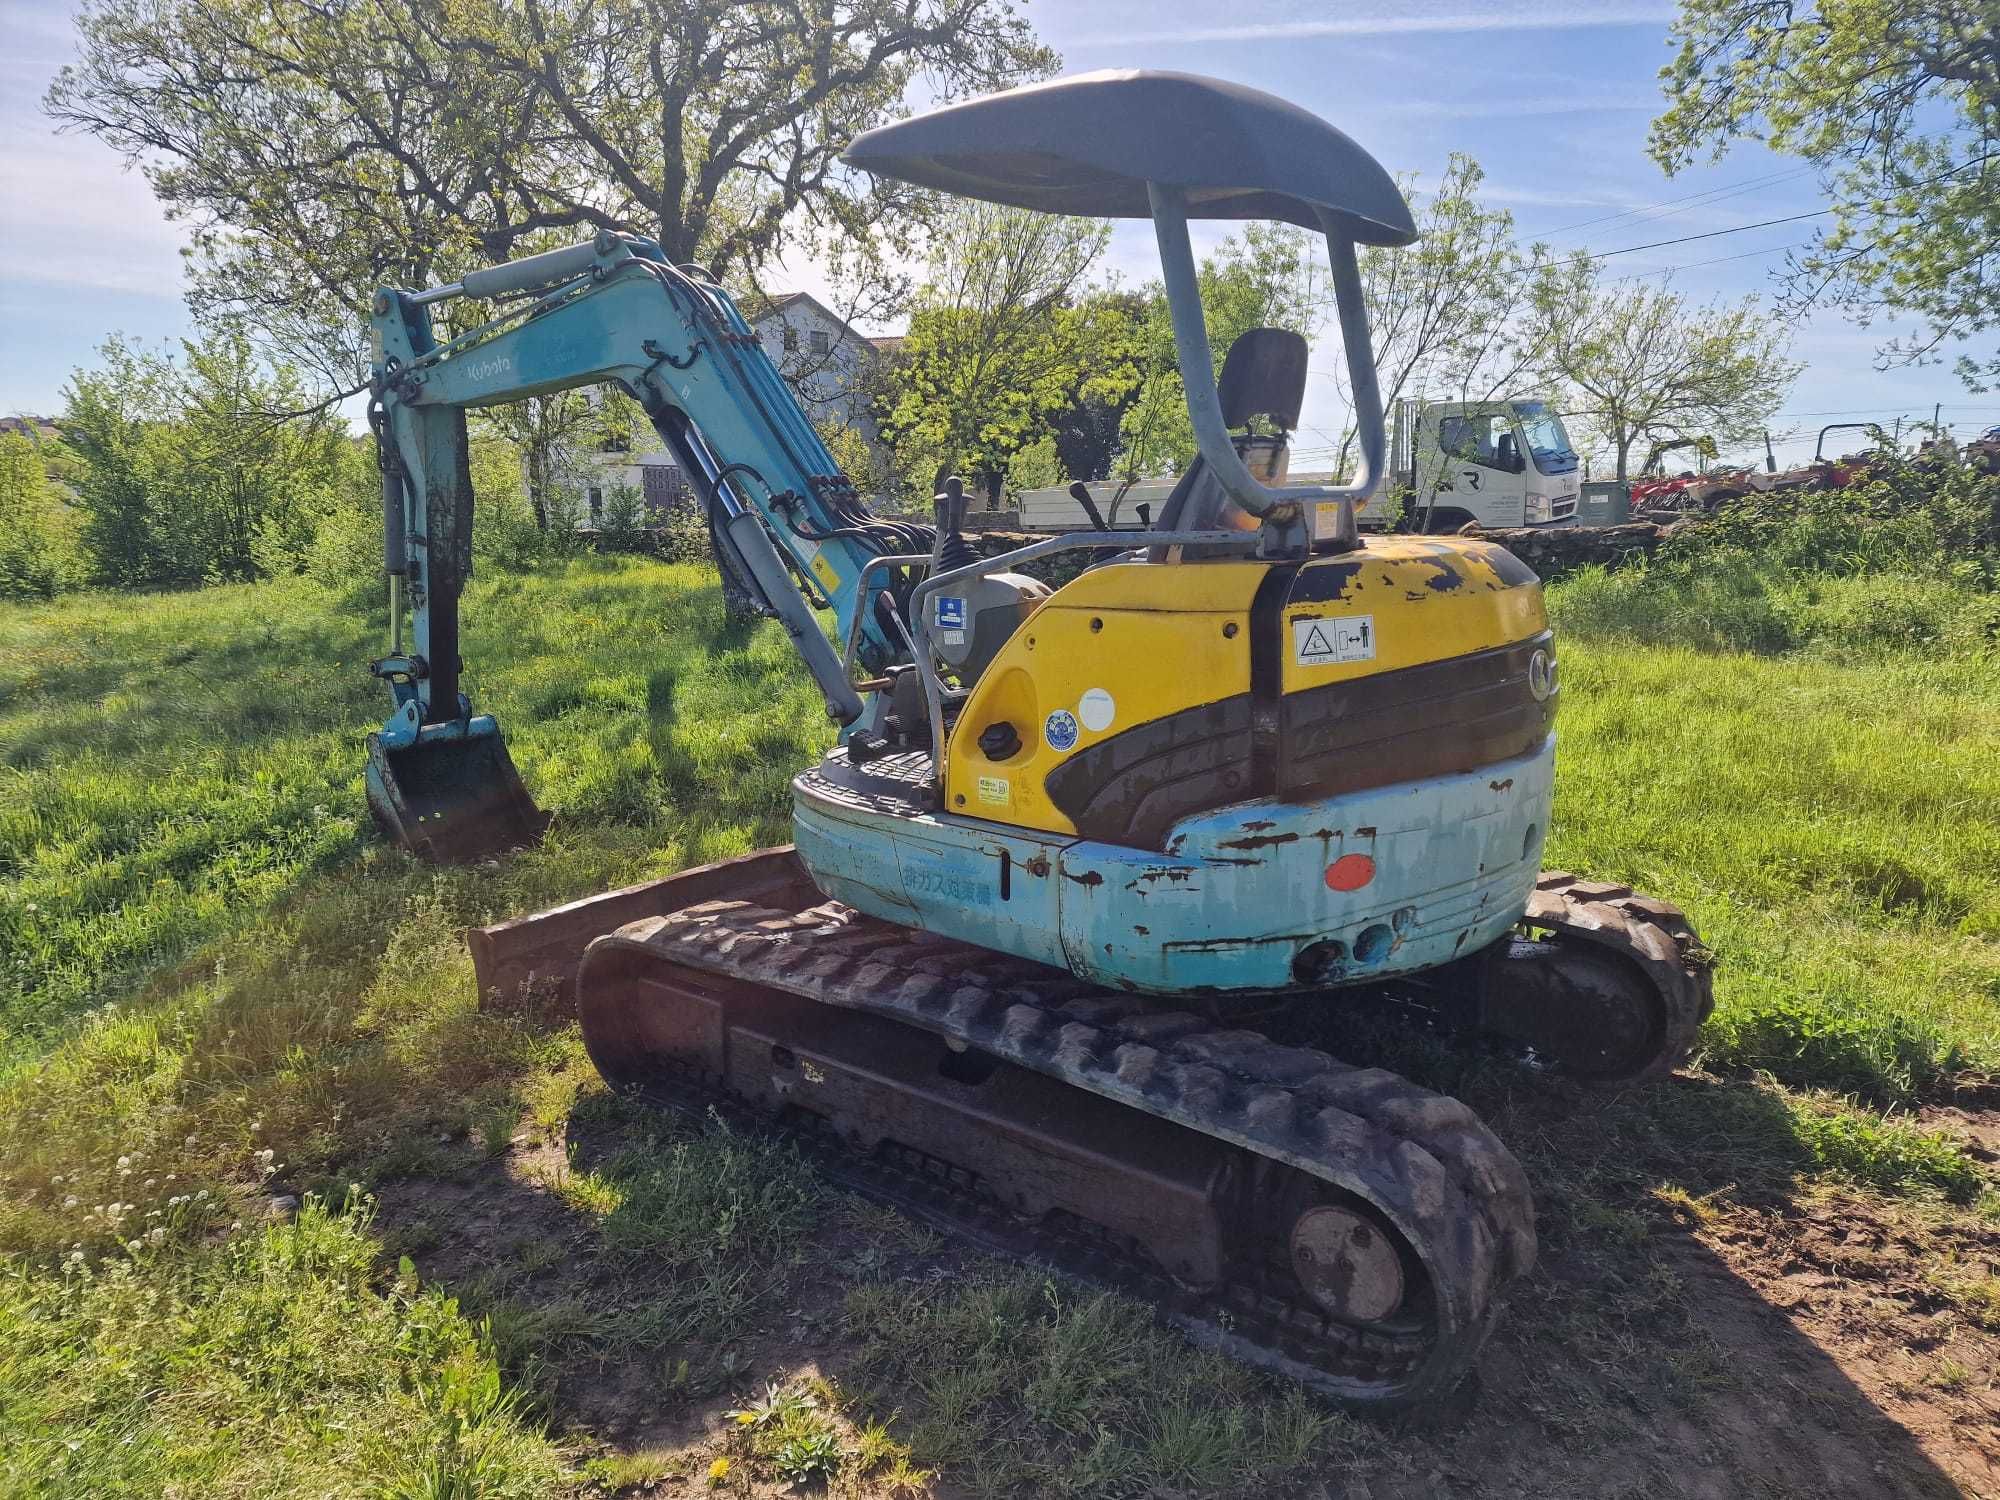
[
  {"left": 1325, "top": 853, "right": 1375, "bottom": 891},
  {"left": 1528, "top": 648, "right": 1555, "bottom": 701}
]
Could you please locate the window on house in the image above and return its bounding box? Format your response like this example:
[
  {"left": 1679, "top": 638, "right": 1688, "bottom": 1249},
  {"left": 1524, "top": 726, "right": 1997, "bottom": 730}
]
[
  {"left": 809, "top": 328, "right": 830, "bottom": 356},
  {"left": 783, "top": 324, "right": 799, "bottom": 353},
  {"left": 588, "top": 486, "right": 603, "bottom": 523}
]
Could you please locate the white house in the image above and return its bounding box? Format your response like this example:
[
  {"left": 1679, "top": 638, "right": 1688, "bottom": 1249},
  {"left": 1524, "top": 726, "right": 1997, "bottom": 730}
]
[{"left": 574, "top": 291, "right": 890, "bottom": 525}]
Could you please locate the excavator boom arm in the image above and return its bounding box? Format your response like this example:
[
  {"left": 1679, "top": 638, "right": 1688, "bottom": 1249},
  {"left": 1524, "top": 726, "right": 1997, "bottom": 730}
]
[{"left": 370, "top": 234, "right": 912, "bottom": 743}]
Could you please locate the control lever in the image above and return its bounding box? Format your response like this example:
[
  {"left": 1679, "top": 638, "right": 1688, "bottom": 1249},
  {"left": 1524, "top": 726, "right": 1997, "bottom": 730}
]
[{"left": 1067, "top": 481, "right": 1109, "bottom": 530}]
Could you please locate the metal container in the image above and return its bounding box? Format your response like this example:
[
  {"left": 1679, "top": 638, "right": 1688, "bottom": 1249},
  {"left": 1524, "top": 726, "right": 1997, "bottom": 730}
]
[{"left": 1576, "top": 480, "right": 1630, "bottom": 528}]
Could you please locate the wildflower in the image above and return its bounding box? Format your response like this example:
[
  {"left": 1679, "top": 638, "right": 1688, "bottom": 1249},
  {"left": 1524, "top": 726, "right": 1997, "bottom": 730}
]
[
  {"left": 147, "top": 1227, "right": 166, "bottom": 1245},
  {"left": 249, "top": 1121, "right": 261, "bottom": 1133},
  {"left": 49, "top": 1174, "right": 62, "bottom": 1187},
  {"left": 144, "top": 1178, "right": 156, "bottom": 1190},
  {"left": 125, "top": 1239, "right": 142, "bottom": 1254},
  {"left": 194, "top": 1189, "right": 209, "bottom": 1201},
  {"left": 708, "top": 1457, "right": 731, "bottom": 1484},
  {"left": 184, "top": 1134, "right": 197, "bottom": 1148},
  {"left": 67, "top": 1250, "right": 83, "bottom": 1264},
  {"left": 116, "top": 1157, "right": 131, "bottom": 1170},
  {"left": 63, "top": 1196, "right": 78, "bottom": 1210}
]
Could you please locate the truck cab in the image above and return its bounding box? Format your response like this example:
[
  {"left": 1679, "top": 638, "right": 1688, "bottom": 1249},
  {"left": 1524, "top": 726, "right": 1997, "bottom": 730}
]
[{"left": 1387, "top": 398, "right": 1580, "bottom": 531}]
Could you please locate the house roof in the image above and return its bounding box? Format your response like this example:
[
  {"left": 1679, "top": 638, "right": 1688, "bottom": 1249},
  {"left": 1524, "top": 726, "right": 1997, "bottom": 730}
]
[
  {"left": 0, "top": 415, "right": 61, "bottom": 441},
  {"left": 746, "top": 290, "right": 886, "bottom": 354}
]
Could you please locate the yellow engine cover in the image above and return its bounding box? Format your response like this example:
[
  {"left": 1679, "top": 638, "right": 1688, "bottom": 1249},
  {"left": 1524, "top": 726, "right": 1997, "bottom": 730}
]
[{"left": 943, "top": 536, "right": 1550, "bottom": 839}]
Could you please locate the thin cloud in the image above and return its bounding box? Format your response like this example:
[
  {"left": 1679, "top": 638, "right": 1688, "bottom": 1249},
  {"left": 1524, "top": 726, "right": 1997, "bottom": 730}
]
[
  {"left": 1383, "top": 95, "right": 1652, "bottom": 122},
  {"left": 1068, "top": 3, "right": 1675, "bottom": 47}
]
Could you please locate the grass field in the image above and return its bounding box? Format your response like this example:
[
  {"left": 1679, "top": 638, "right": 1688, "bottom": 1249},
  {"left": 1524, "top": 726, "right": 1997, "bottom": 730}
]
[{"left": 1, "top": 554, "right": 1996, "bottom": 1497}]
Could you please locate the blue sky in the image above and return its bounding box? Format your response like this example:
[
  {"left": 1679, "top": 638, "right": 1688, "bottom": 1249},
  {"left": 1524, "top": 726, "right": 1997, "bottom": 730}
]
[{"left": 4, "top": 0, "right": 1995, "bottom": 466}]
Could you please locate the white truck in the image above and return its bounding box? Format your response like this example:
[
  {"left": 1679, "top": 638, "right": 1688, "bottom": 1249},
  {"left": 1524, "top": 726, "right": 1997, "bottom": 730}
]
[{"left": 1377, "top": 397, "right": 1581, "bottom": 530}]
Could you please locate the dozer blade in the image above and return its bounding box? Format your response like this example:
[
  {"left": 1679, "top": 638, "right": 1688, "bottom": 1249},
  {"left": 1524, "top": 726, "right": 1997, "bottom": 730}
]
[{"left": 365, "top": 725, "right": 550, "bottom": 863}]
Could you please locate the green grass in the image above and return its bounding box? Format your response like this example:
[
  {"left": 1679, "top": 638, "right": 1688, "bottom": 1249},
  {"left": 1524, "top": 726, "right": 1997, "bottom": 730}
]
[
  {"left": 0, "top": 554, "right": 1995, "bottom": 1495},
  {"left": 0, "top": 556, "right": 832, "bottom": 1063},
  {"left": 0, "top": 1196, "right": 566, "bottom": 1498},
  {"left": 1541, "top": 601, "right": 2000, "bottom": 1103}
]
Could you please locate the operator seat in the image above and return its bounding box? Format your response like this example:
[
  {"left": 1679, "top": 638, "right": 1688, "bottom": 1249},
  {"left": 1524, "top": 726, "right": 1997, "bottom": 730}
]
[{"left": 1155, "top": 327, "right": 1309, "bottom": 535}]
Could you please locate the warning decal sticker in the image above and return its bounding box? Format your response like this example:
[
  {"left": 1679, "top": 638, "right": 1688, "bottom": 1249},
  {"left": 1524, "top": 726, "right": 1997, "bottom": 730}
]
[{"left": 1293, "top": 614, "right": 1376, "bottom": 666}]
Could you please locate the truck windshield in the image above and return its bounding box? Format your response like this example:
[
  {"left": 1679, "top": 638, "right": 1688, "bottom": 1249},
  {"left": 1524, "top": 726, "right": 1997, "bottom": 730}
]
[{"left": 1511, "top": 402, "right": 1578, "bottom": 475}]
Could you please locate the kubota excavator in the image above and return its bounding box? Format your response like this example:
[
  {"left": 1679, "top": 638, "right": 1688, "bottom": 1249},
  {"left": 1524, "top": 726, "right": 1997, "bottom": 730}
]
[{"left": 366, "top": 71, "right": 1712, "bottom": 1409}]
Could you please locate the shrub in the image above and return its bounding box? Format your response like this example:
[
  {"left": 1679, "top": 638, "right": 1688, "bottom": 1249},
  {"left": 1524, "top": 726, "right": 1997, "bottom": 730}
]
[{"left": 0, "top": 435, "right": 88, "bottom": 600}]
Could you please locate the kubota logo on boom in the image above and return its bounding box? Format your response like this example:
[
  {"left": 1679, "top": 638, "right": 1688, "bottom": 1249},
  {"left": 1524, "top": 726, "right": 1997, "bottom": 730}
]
[{"left": 463, "top": 354, "right": 514, "bottom": 382}]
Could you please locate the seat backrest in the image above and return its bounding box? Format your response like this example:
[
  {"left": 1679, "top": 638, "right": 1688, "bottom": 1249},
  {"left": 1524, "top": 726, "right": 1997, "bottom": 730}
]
[{"left": 1217, "top": 328, "right": 1308, "bottom": 431}]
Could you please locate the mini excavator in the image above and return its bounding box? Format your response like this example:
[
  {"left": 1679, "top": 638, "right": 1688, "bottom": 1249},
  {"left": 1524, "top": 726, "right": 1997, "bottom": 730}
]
[{"left": 366, "top": 71, "right": 1713, "bottom": 1408}]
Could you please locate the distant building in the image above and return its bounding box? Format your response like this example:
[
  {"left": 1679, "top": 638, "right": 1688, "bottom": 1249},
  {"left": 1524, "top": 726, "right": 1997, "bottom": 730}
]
[
  {"left": 572, "top": 291, "right": 892, "bottom": 526},
  {"left": 0, "top": 416, "right": 63, "bottom": 445}
]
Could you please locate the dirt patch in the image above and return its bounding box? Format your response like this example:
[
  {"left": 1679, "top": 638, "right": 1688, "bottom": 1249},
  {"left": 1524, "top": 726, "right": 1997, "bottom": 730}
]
[{"left": 365, "top": 1097, "right": 1996, "bottom": 1499}]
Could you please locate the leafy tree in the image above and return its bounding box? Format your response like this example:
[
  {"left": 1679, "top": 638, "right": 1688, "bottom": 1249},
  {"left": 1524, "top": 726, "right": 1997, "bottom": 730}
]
[
  {"left": 47, "top": 0, "right": 1053, "bottom": 390},
  {"left": 876, "top": 201, "right": 1128, "bottom": 498},
  {"left": 1355, "top": 157, "right": 1551, "bottom": 425},
  {"left": 60, "top": 331, "right": 352, "bottom": 585},
  {"left": 1529, "top": 254, "right": 1799, "bottom": 478},
  {"left": 0, "top": 435, "right": 87, "bottom": 600},
  {"left": 1004, "top": 435, "right": 1066, "bottom": 498},
  {"left": 1651, "top": 0, "right": 2000, "bottom": 385}
]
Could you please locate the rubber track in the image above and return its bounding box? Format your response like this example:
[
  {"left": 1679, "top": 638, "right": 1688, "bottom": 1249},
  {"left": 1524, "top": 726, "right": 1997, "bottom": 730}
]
[
  {"left": 599, "top": 900, "right": 1538, "bottom": 1405},
  {"left": 1521, "top": 871, "right": 1715, "bottom": 1081}
]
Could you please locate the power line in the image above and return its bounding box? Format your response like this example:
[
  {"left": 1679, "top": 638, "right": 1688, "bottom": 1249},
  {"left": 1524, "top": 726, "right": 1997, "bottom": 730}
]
[
  {"left": 1587, "top": 208, "right": 1835, "bottom": 261},
  {"left": 1626, "top": 240, "right": 1810, "bottom": 278},
  {"left": 1583, "top": 154, "right": 1996, "bottom": 263},
  {"left": 1540, "top": 165, "right": 1815, "bottom": 240}
]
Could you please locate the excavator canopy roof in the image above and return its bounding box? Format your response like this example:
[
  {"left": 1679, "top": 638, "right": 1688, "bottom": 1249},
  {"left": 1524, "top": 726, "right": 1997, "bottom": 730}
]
[{"left": 843, "top": 69, "right": 1416, "bottom": 246}]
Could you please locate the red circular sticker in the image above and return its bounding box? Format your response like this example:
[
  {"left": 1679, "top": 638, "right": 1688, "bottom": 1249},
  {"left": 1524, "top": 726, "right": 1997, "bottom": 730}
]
[{"left": 1324, "top": 854, "right": 1376, "bottom": 892}]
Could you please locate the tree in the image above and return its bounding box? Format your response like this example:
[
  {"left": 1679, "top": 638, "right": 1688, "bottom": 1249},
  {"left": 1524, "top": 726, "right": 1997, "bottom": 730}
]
[
  {"left": 60, "top": 332, "right": 352, "bottom": 585},
  {"left": 1529, "top": 254, "right": 1798, "bottom": 478},
  {"left": 47, "top": 0, "right": 1054, "bottom": 389},
  {"left": 0, "top": 435, "right": 87, "bottom": 600},
  {"left": 1651, "top": 0, "right": 2000, "bottom": 386},
  {"left": 1353, "top": 157, "right": 1550, "bottom": 423},
  {"left": 875, "top": 200, "right": 1126, "bottom": 497}
]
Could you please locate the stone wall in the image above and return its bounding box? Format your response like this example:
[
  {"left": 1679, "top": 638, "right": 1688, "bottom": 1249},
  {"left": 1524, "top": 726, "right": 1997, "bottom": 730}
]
[{"left": 1467, "top": 522, "right": 1679, "bottom": 579}]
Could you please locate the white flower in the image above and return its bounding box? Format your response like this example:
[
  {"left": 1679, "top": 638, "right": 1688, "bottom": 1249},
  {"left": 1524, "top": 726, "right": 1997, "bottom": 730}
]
[
  {"left": 144, "top": 1178, "right": 156, "bottom": 1190},
  {"left": 63, "top": 1196, "right": 78, "bottom": 1209},
  {"left": 116, "top": 1156, "right": 131, "bottom": 1170},
  {"left": 184, "top": 1134, "right": 197, "bottom": 1148},
  {"left": 147, "top": 1227, "right": 166, "bottom": 1244},
  {"left": 49, "top": 1174, "right": 62, "bottom": 1186},
  {"left": 194, "top": 1189, "right": 209, "bottom": 1202},
  {"left": 66, "top": 1250, "right": 83, "bottom": 1263},
  {"left": 125, "top": 1239, "right": 142, "bottom": 1254}
]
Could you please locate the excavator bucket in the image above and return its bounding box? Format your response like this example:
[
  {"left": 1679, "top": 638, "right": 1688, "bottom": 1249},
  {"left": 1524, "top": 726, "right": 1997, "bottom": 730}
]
[{"left": 365, "top": 725, "right": 549, "bottom": 863}]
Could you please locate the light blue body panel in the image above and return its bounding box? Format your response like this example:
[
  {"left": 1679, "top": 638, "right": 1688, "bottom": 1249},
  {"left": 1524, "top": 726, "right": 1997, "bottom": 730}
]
[{"left": 793, "top": 736, "right": 1556, "bottom": 995}]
